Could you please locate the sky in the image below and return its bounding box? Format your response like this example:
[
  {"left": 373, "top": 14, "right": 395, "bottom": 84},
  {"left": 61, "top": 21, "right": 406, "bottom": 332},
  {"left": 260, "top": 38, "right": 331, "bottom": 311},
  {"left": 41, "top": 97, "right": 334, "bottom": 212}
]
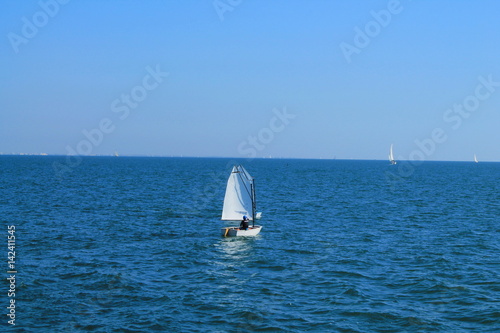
[{"left": 1, "top": 0, "right": 500, "bottom": 161}]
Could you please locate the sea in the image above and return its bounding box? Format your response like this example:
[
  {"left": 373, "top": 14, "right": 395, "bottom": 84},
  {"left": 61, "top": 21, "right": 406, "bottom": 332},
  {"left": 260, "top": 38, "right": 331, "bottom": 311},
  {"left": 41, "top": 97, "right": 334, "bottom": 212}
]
[{"left": 1, "top": 156, "right": 499, "bottom": 332}]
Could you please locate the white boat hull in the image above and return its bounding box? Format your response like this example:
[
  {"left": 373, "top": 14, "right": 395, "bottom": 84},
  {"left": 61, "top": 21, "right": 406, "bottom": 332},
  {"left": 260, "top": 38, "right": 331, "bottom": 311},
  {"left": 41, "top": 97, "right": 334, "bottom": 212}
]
[{"left": 221, "top": 226, "right": 262, "bottom": 237}]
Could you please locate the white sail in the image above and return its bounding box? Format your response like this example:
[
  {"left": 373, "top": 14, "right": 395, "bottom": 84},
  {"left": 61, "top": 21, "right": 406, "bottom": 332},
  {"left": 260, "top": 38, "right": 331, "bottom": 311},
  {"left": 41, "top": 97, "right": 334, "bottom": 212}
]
[
  {"left": 474, "top": 154, "right": 478, "bottom": 163},
  {"left": 389, "top": 144, "right": 397, "bottom": 165},
  {"left": 221, "top": 165, "right": 255, "bottom": 221}
]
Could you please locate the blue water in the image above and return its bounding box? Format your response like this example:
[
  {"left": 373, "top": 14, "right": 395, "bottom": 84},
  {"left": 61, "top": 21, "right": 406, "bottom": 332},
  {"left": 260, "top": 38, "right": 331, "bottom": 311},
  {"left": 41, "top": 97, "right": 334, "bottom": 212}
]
[{"left": 1, "top": 156, "right": 499, "bottom": 332}]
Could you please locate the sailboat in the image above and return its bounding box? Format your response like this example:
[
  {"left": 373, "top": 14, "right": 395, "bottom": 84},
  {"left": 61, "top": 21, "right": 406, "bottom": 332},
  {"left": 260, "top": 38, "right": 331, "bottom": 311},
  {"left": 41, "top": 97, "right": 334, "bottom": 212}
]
[
  {"left": 221, "top": 165, "right": 262, "bottom": 237},
  {"left": 389, "top": 144, "right": 397, "bottom": 165},
  {"left": 474, "top": 154, "right": 478, "bottom": 163}
]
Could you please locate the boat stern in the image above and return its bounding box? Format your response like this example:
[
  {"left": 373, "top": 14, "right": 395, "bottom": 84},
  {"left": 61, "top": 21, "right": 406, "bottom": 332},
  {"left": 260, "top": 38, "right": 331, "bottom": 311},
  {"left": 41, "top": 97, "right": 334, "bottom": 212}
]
[{"left": 221, "top": 226, "right": 262, "bottom": 237}]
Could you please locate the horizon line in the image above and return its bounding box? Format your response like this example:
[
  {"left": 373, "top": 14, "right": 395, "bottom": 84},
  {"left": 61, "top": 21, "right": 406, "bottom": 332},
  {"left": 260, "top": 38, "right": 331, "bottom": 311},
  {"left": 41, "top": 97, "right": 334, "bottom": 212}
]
[{"left": 0, "top": 153, "right": 498, "bottom": 163}]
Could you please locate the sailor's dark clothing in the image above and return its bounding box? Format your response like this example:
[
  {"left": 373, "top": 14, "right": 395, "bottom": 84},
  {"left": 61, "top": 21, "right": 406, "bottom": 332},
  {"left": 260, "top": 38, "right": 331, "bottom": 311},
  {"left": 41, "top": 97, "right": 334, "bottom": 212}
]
[{"left": 240, "top": 220, "right": 249, "bottom": 230}]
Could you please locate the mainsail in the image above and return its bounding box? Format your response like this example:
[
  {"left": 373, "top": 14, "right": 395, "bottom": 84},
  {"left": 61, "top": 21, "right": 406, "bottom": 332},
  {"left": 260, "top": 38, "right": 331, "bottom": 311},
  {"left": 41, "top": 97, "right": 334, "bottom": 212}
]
[
  {"left": 221, "top": 165, "right": 256, "bottom": 221},
  {"left": 389, "top": 144, "right": 396, "bottom": 165}
]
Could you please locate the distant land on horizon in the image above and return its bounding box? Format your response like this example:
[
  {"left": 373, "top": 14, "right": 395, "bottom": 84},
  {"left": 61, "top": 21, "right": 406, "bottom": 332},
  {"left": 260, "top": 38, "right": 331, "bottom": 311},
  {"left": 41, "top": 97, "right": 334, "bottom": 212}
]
[{"left": 0, "top": 152, "right": 497, "bottom": 163}]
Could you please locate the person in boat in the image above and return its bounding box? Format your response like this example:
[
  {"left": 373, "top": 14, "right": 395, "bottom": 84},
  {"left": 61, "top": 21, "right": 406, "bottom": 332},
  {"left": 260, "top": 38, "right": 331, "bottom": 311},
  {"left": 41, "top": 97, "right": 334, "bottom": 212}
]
[{"left": 240, "top": 215, "right": 249, "bottom": 230}]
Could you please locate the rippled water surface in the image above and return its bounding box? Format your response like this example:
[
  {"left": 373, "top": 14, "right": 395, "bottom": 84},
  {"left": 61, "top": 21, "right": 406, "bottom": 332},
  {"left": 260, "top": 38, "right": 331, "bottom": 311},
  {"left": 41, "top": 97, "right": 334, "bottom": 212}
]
[{"left": 2, "top": 156, "right": 499, "bottom": 332}]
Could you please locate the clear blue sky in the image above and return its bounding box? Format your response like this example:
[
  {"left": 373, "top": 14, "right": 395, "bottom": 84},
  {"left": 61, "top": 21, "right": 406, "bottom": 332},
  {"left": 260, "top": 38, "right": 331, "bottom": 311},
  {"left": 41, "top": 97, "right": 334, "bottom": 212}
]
[{"left": 2, "top": 0, "right": 500, "bottom": 161}]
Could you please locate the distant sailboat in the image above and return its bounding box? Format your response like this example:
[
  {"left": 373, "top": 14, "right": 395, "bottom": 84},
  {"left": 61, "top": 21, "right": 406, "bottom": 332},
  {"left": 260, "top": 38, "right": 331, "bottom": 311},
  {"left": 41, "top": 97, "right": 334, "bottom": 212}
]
[
  {"left": 389, "top": 144, "right": 397, "bottom": 165},
  {"left": 474, "top": 154, "right": 478, "bottom": 163},
  {"left": 221, "top": 165, "right": 262, "bottom": 237}
]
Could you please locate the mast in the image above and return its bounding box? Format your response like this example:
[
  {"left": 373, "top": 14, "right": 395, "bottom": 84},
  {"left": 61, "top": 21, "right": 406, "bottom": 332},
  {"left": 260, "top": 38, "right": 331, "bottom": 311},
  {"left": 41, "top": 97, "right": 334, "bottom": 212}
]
[{"left": 251, "top": 180, "right": 256, "bottom": 227}]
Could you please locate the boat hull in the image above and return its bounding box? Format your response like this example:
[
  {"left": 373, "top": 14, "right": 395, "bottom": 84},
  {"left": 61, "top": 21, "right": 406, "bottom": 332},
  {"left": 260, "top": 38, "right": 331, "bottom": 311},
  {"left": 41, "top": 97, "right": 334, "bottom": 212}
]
[{"left": 221, "top": 226, "right": 262, "bottom": 237}]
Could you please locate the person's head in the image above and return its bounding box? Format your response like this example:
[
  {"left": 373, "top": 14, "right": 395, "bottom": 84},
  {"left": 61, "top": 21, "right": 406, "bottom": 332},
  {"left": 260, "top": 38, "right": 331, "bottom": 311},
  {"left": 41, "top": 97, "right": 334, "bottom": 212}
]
[{"left": 243, "top": 215, "right": 247, "bottom": 220}]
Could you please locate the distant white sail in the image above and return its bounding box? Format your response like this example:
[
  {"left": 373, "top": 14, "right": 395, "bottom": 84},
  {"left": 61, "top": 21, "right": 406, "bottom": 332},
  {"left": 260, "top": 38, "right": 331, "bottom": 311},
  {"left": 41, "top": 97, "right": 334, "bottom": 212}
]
[
  {"left": 389, "top": 144, "right": 397, "bottom": 165},
  {"left": 474, "top": 154, "right": 478, "bottom": 163},
  {"left": 221, "top": 165, "right": 255, "bottom": 221}
]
